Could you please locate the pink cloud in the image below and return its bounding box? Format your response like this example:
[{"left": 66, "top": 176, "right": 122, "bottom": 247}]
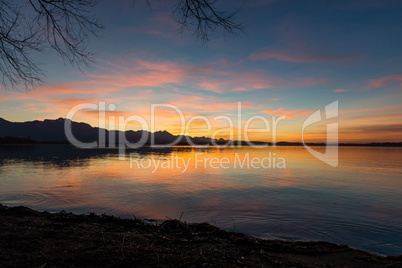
[
  {"left": 292, "top": 77, "right": 326, "bottom": 87},
  {"left": 65, "top": 56, "right": 326, "bottom": 95},
  {"left": 0, "top": 55, "right": 328, "bottom": 125},
  {"left": 93, "top": 57, "right": 278, "bottom": 94},
  {"left": 196, "top": 76, "right": 276, "bottom": 93},
  {"left": 334, "top": 89, "right": 348, "bottom": 92},
  {"left": 1, "top": 82, "right": 122, "bottom": 104},
  {"left": 151, "top": 12, "right": 178, "bottom": 28},
  {"left": 368, "top": 74, "right": 402, "bottom": 88},
  {"left": 57, "top": 98, "right": 101, "bottom": 107},
  {"left": 248, "top": 47, "right": 355, "bottom": 63},
  {"left": 195, "top": 69, "right": 325, "bottom": 93},
  {"left": 0, "top": 96, "right": 13, "bottom": 101},
  {"left": 218, "top": 59, "right": 245, "bottom": 68},
  {"left": 19, "top": 103, "right": 56, "bottom": 114},
  {"left": 91, "top": 58, "right": 187, "bottom": 89}
]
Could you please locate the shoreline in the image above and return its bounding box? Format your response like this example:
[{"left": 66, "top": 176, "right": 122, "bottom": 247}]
[
  {"left": 0, "top": 204, "right": 401, "bottom": 267},
  {"left": 1, "top": 142, "right": 402, "bottom": 147}
]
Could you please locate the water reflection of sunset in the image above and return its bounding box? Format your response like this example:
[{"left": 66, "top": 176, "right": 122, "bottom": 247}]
[{"left": 1, "top": 146, "right": 402, "bottom": 255}]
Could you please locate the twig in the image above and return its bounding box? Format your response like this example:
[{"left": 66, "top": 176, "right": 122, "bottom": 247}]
[
  {"left": 211, "top": 219, "right": 216, "bottom": 226},
  {"left": 179, "top": 211, "right": 184, "bottom": 221}
]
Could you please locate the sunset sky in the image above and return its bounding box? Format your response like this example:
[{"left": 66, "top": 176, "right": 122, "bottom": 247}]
[{"left": 1, "top": 0, "right": 401, "bottom": 143}]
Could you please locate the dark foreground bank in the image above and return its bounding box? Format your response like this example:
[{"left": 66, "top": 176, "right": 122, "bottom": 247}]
[{"left": 0, "top": 204, "right": 401, "bottom": 267}]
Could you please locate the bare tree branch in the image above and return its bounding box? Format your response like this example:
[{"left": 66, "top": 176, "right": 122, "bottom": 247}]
[
  {"left": 172, "top": 0, "right": 244, "bottom": 44},
  {"left": 0, "top": 0, "right": 243, "bottom": 90},
  {"left": 0, "top": 1, "right": 44, "bottom": 89},
  {"left": 0, "top": 0, "right": 102, "bottom": 90}
]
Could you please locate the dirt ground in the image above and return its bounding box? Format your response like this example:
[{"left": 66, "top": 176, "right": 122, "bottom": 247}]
[{"left": 0, "top": 204, "right": 401, "bottom": 267}]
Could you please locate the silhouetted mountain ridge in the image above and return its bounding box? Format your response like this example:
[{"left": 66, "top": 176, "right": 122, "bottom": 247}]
[
  {"left": 0, "top": 117, "right": 239, "bottom": 146},
  {"left": 1, "top": 118, "right": 401, "bottom": 146}
]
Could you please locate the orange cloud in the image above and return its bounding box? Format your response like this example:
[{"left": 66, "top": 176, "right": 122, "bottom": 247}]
[
  {"left": 81, "top": 110, "right": 133, "bottom": 118},
  {"left": 0, "top": 82, "right": 122, "bottom": 106},
  {"left": 368, "top": 74, "right": 402, "bottom": 88},
  {"left": 90, "top": 59, "right": 186, "bottom": 89},
  {"left": 57, "top": 98, "right": 100, "bottom": 107},
  {"left": 19, "top": 103, "right": 55, "bottom": 114},
  {"left": 86, "top": 56, "right": 325, "bottom": 94}
]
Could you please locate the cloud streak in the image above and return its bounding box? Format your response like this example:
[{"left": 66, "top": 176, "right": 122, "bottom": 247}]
[
  {"left": 261, "top": 107, "right": 313, "bottom": 118},
  {"left": 88, "top": 56, "right": 325, "bottom": 94},
  {"left": 368, "top": 74, "right": 402, "bottom": 88},
  {"left": 248, "top": 47, "right": 355, "bottom": 63}
]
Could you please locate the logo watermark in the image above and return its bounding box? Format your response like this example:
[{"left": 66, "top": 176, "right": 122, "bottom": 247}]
[
  {"left": 64, "top": 101, "right": 338, "bottom": 169},
  {"left": 302, "top": 101, "right": 338, "bottom": 167},
  {"left": 129, "top": 152, "right": 286, "bottom": 173},
  {"left": 64, "top": 102, "right": 286, "bottom": 153}
]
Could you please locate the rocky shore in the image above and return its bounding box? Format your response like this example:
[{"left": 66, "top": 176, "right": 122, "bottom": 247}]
[{"left": 0, "top": 204, "right": 401, "bottom": 267}]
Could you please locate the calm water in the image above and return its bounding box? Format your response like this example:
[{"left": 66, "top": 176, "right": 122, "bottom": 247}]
[{"left": 0, "top": 145, "right": 401, "bottom": 256}]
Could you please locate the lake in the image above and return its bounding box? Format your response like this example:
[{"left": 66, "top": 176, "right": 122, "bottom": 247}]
[{"left": 0, "top": 145, "right": 401, "bottom": 256}]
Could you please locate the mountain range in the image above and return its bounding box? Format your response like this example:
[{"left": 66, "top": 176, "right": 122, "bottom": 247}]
[
  {"left": 1, "top": 118, "right": 401, "bottom": 147},
  {"left": 0, "top": 117, "right": 234, "bottom": 146}
]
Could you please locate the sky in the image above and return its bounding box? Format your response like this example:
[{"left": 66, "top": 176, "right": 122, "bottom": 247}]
[{"left": 1, "top": 0, "right": 402, "bottom": 143}]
